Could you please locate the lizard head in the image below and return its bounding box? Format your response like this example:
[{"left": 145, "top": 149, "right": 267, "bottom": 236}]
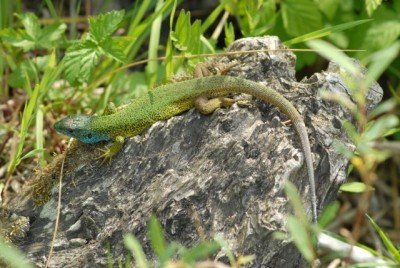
[{"left": 54, "top": 115, "right": 110, "bottom": 144}]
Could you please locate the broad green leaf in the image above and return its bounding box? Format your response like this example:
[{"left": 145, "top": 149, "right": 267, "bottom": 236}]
[
  {"left": 366, "top": 214, "right": 400, "bottom": 263},
  {"left": 287, "top": 216, "right": 314, "bottom": 262},
  {"left": 365, "top": 0, "right": 382, "bottom": 17},
  {"left": 123, "top": 234, "right": 149, "bottom": 268},
  {"left": 188, "top": 20, "right": 202, "bottom": 54},
  {"left": 0, "top": 13, "right": 66, "bottom": 51},
  {"left": 8, "top": 57, "right": 40, "bottom": 91},
  {"left": 340, "top": 182, "right": 374, "bottom": 193},
  {"left": 89, "top": 10, "right": 125, "bottom": 43},
  {"left": 281, "top": 0, "right": 323, "bottom": 36},
  {"left": 8, "top": 59, "right": 38, "bottom": 88},
  {"left": 63, "top": 40, "right": 101, "bottom": 84},
  {"left": 363, "top": 21, "right": 400, "bottom": 52},
  {"left": 285, "top": 19, "right": 371, "bottom": 46},
  {"left": 101, "top": 38, "right": 126, "bottom": 63},
  {"left": 37, "top": 22, "right": 67, "bottom": 48},
  {"left": 148, "top": 215, "right": 166, "bottom": 259},
  {"left": 1, "top": 28, "right": 35, "bottom": 51},
  {"left": 18, "top": 13, "right": 40, "bottom": 39},
  {"left": 170, "top": 10, "right": 202, "bottom": 55},
  {"left": 171, "top": 10, "right": 190, "bottom": 51}
]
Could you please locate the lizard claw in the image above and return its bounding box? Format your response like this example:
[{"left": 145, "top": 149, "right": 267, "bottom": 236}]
[
  {"left": 95, "top": 136, "right": 125, "bottom": 164},
  {"left": 96, "top": 147, "right": 114, "bottom": 164}
]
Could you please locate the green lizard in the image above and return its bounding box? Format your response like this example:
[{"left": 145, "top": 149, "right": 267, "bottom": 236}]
[{"left": 54, "top": 75, "right": 318, "bottom": 223}]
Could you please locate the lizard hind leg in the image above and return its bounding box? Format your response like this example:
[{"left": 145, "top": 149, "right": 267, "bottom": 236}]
[
  {"left": 194, "top": 61, "right": 237, "bottom": 114},
  {"left": 194, "top": 61, "right": 239, "bottom": 78},
  {"left": 194, "top": 96, "right": 235, "bottom": 115}
]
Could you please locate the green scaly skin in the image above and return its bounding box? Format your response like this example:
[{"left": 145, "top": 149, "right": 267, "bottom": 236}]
[{"left": 54, "top": 75, "right": 317, "bottom": 223}]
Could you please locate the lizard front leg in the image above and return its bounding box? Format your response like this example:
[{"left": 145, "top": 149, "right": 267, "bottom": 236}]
[{"left": 98, "top": 102, "right": 125, "bottom": 161}]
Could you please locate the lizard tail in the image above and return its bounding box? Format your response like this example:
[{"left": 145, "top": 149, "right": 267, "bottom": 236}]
[
  {"left": 207, "top": 76, "right": 318, "bottom": 223},
  {"left": 294, "top": 121, "right": 318, "bottom": 224}
]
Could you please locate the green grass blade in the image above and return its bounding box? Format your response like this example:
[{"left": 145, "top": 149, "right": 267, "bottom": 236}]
[
  {"left": 0, "top": 236, "right": 34, "bottom": 268},
  {"left": 148, "top": 215, "right": 166, "bottom": 259},
  {"left": 165, "top": 0, "right": 178, "bottom": 78},
  {"left": 306, "top": 39, "right": 359, "bottom": 75},
  {"left": 287, "top": 216, "right": 314, "bottom": 262},
  {"left": 123, "top": 234, "right": 149, "bottom": 268},
  {"left": 35, "top": 106, "right": 45, "bottom": 167},
  {"left": 364, "top": 41, "right": 400, "bottom": 88},
  {"left": 126, "top": 0, "right": 175, "bottom": 60},
  {"left": 285, "top": 19, "right": 372, "bottom": 46},
  {"left": 7, "top": 51, "right": 58, "bottom": 175},
  {"left": 0, "top": 0, "right": 13, "bottom": 29},
  {"left": 126, "top": 0, "right": 154, "bottom": 36},
  {"left": 44, "top": 0, "right": 59, "bottom": 19},
  {"left": 200, "top": 3, "right": 224, "bottom": 33},
  {"left": 317, "top": 201, "right": 340, "bottom": 228},
  {"left": 7, "top": 83, "right": 39, "bottom": 175},
  {"left": 181, "top": 241, "right": 220, "bottom": 263},
  {"left": 146, "top": 0, "right": 163, "bottom": 86},
  {"left": 366, "top": 214, "right": 400, "bottom": 263},
  {"left": 284, "top": 181, "right": 309, "bottom": 223},
  {"left": 214, "top": 234, "right": 235, "bottom": 266}
]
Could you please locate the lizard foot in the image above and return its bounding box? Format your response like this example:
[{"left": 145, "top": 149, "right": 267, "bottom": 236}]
[
  {"left": 194, "top": 61, "right": 239, "bottom": 78},
  {"left": 96, "top": 136, "right": 125, "bottom": 164}
]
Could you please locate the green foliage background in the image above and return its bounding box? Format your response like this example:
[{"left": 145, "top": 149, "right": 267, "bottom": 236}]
[{"left": 0, "top": 0, "right": 399, "bottom": 267}]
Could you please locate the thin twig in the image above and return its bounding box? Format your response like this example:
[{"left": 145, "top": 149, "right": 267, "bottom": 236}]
[
  {"left": 44, "top": 139, "right": 71, "bottom": 268},
  {"left": 86, "top": 47, "right": 365, "bottom": 93}
]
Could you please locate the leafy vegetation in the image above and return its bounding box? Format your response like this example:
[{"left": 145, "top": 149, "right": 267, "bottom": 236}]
[
  {"left": 121, "top": 215, "right": 254, "bottom": 267},
  {"left": 0, "top": 0, "right": 399, "bottom": 267}
]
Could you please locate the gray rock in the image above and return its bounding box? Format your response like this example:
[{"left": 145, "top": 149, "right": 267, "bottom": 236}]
[{"left": 10, "top": 36, "right": 382, "bottom": 267}]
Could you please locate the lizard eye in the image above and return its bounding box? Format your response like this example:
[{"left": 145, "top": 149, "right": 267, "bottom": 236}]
[{"left": 87, "top": 133, "right": 92, "bottom": 139}]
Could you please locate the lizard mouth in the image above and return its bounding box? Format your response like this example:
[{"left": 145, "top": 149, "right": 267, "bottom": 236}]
[{"left": 54, "top": 115, "right": 110, "bottom": 144}]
